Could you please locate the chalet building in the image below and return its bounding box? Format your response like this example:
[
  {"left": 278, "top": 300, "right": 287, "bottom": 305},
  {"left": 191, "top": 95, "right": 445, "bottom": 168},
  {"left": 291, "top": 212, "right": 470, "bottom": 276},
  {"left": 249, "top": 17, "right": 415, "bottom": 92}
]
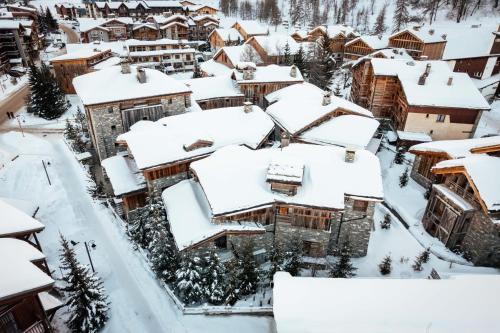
[
  {"left": 266, "top": 82, "right": 379, "bottom": 150},
  {"left": 73, "top": 62, "right": 192, "bottom": 161},
  {"left": 290, "top": 30, "right": 308, "bottom": 43},
  {"left": 55, "top": 2, "right": 87, "bottom": 19},
  {"left": 102, "top": 104, "right": 274, "bottom": 213},
  {"left": 409, "top": 136, "right": 500, "bottom": 188},
  {"left": 212, "top": 44, "right": 262, "bottom": 68},
  {"left": 162, "top": 144, "right": 383, "bottom": 258},
  {"left": 231, "top": 63, "right": 304, "bottom": 107},
  {"left": 388, "top": 27, "right": 447, "bottom": 60},
  {"left": 273, "top": 272, "right": 500, "bottom": 333},
  {"left": 88, "top": 1, "right": 184, "bottom": 19},
  {"left": 0, "top": 20, "right": 30, "bottom": 73},
  {"left": 155, "top": 14, "right": 189, "bottom": 39},
  {"left": 127, "top": 45, "right": 196, "bottom": 72},
  {"left": 184, "top": 75, "right": 244, "bottom": 110},
  {"left": 231, "top": 20, "right": 268, "bottom": 42},
  {"left": 306, "top": 25, "right": 359, "bottom": 62},
  {"left": 344, "top": 35, "right": 389, "bottom": 60},
  {"left": 50, "top": 48, "right": 114, "bottom": 93},
  {"left": 187, "top": 15, "right": 218, "bottom": 41},
  {"left": 423, "top": 155, "right": 500, "bottom": 267},
  {"left": 131, "top": 22, "right": 160, "bottom": 40},
  {"left": 208, "top": 28, "right": 242, "bottom": 50},
  {"left": 199, "top": 58, "right": 233, "bottom": 77},
  {"left": 78, "top": 17, "right": 133, "bottom": 43},
  {"left": 244, "top": 34, "right": 300, "bottom": 65},
  {"left": 350, "top": 58, "right": 490, "bottom": 140},
  {"left": 185, "top": 4, "right": 218, "bottom": 16}
]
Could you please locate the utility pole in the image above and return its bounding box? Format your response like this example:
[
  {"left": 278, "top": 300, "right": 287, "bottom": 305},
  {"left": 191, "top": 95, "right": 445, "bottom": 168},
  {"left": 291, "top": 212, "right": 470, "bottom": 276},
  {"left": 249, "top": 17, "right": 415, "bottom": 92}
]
[
  {"left": 16, "top": 115, "right": 24, "bottom": 137},
  {"left": 84, "top": 241, "right": 96, "bottom": 273}
]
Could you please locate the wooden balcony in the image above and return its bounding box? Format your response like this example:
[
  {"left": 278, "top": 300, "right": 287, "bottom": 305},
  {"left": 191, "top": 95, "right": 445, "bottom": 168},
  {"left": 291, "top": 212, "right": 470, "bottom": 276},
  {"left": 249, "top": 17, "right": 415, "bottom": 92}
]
[
  {"left": 445, "top": 181, "right": 479, "bottom": 208},
  {"left": 23, "top": 321, "right": 46, "bottom": 333}
]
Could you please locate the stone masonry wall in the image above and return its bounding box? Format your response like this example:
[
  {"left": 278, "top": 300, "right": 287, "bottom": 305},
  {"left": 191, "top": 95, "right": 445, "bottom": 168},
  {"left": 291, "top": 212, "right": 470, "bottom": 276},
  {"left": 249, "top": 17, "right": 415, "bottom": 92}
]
[
  {"left": 274, "top": 222, "right": 332, "bottom": 257},
  {"left": 462, "top": 212, "right": 500, "bottom": 268},
  {"left": 149, "top": 172, "right": 189, "bottom": 195}
]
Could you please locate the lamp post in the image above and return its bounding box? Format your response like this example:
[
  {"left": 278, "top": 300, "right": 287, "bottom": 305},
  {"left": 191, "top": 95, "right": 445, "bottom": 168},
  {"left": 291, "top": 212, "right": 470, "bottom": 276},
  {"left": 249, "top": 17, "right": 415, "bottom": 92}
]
[{"left": 70, "top": 240, "right": 97, "bottom": 273}]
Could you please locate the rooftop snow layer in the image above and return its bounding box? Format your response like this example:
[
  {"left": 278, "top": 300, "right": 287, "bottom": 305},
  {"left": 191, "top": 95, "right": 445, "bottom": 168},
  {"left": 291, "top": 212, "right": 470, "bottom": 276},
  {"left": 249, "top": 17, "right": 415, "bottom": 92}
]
[
  {"left": 233, "top": 20, "right": 268, "bottom": 36},
  {"left": 433, "top": 155, "right": 500, "bottom": 213},
  {"left": 397, "top": 130, "right": 432, "bottom": 142},
  {"left": 390, "top": 27, "right": 447, "bottom": 44},
  {"left": 190, "top": 144, "right": 383, "bottom": 216},
  {"left": 410, "top": 135, "right": 500, "bottom": 158},
  {"left": 211, "top": 28, "right": 242, "bottom": 41},
  {"left": 117, "top": 105, "right": 274, "bottom": 170},
  {"left": 73, "top": 65, "right": 191, "bottom": 105},
  {"left": 50, "top": 48, "right": 111, "bottom": 62},
  {"left": 346, "top": 35, "right": 389, "bottom": 50},
  {"left": 0, "top": 238, "right": 45, "bottom": 262},
  {"left": 102, "top": 153, "right": 146, "bottom": 196},
  {"left": 351, "top": 48, "right": 412, "bottom": 67},
  {"left": 0, "top": 197, "right": 37, "bottom": 217},
  {"left": 199, "top": 59, "right": 233, "bottom": 76},
  {"left": 441, "top": 23, "right": 499, "bottom": 60},
  {"left": 310, "top": 24, "right": 359, "bottom": 38},
  {"left": 273, "top": 272, "right": 500, "bottom": 333},
  {"left": 162, "top": 179, "right": 265, "bottom": 251},
  {"left": 0, "top": 199, "right": 44, "bottom": 237},
  {"left": 371, "top": 58, "right": 490, "bottom": 110},
  {"left": 184, "top": 75, "right": 243, "bottom": 101},
  {"left": 233, "top": 64, "right": 303, "bottom": 83},
  {"left": 215, "top": 45, "right": 263, "bottom": 67},
  {"left": 249, "top": 34, "right": 301, "bottom": 55}
]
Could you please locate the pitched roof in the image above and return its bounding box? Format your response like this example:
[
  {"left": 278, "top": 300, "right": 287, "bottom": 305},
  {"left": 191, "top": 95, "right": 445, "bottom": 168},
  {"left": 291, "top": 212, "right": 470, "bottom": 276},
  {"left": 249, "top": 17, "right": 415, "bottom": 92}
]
[
  {"left": 233, "top": 64, "right": 303, "bottom": 83},
  {"left": 440, "top": 23, "right": 499, "bottom": 60},
  {"left": 211, "top": 28, "right": 242, "bottom": 42},
  {"left": 214, "top": 45, "right": 263, "bottom": 67},
  {"left": 346, "top": 35, "right": 389, "bottom": 50},
  {"left": 0, "top": 199, "right": 44, "bottom": 237},
  {"left": 248, "top": 34, "right": 301, "bottom": 55},
  {"left": 184, "top": 75, "right": 243, "bottom": 101},
  {"left": 390, "top": 27, "right": 447, "bottom": 44},
  {"left": 309, "top": 24, "right": 359, "bottom": 38},
  {"left": 232, "top": 20, "right": 268, "bottom": 36},
  {"left": 102, "top": 153, "right": 146, "bottom": 196},
  {"left": 410, "top": 136, "right": 500, "bottom": 158}
]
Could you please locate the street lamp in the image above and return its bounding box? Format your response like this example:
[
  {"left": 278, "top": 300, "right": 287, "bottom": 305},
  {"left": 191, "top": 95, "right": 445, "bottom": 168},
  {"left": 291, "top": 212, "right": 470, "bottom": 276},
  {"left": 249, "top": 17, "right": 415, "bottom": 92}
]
[{"left": 70, "top": 239, "right": 97, "bottom": 273}]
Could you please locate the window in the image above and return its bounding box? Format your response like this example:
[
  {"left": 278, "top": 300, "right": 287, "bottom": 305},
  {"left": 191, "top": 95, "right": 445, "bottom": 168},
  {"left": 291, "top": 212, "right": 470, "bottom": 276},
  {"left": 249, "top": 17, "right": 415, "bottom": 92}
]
[
  {"left": 425, "top": 114, "right": 429, "bottom": 118},
  {"left": 436, "top": 114, "right": 446, "bottom": 122},
  {"left": 353, "top": 200, "right": 368, "bottom": 212},
  {"left": 111, "top": 125, "right": 116, "bottom": 131},
  {"left": 168, "top": 98, "right": 172, "bottom": 104},
  {"left": 107, "top": 107, "right": 113, "bottom": 113}
]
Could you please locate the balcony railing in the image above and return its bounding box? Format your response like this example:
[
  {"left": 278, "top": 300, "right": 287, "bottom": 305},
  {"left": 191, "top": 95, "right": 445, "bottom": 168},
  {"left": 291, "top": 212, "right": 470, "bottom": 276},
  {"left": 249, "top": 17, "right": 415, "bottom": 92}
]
[
  {"left": 23, "top": 321, "right": 46, "bottom": 333},
  {"left": 445, "top": 181, "right": 478, "bottom": 207}
]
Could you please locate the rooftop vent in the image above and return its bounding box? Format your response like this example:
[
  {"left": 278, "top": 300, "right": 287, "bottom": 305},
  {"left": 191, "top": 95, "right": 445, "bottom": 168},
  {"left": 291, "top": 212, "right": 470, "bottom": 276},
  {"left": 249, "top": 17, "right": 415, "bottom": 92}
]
[
  {"left": 322, "top": 91, "right": 331, "bottom": 106},
  {"left": 428, "top": 29, "right": 435, "bottom": 35},
  {"left": 425, "top": 63, "right": 432, "bottom": 75},
  {"left": 266, "top": 156, "right": 304, "bottom": 196},
  {"left": 406, "top": 61, "right": 415, "bottom": 66},
  {"left": 345, "top": 147, "right": 356, "bottom": 163},
  {"left": 441, "top": 34, "right": 447, "bottom": 40},
  {"left": 137, "top": 67, "right": 146, "bottom": 83},
  {"left": 243, "top": 101, "right": 253, "bottom": 113},
  {"left": 120, "top": 59, "right": 131, "bottom": 74},
  {"left": 290, "top": 64, "right": 297, "bottom": 78},
  {"left": 183, "top": 138, "right": 213, "bottom": 151},
  {"left": 418, "top": 73, "right": 427, "bottom": 85},
  {"left": 447, "top": 76, "right": 453, "bottom": 86},
  {"left": 280, "top": 132, "right": 290, "bottom": 148}
]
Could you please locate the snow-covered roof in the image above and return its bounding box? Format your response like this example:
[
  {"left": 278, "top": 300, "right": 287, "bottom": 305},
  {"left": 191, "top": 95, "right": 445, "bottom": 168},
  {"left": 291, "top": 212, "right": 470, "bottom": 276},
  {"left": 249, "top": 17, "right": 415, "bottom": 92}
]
[
  {"left": 248, "top": 34, "right": 301, "bottom": 56},
  {"left": 266, "top": 156, "right": 304, "bottom": 184},
  {"left": 214, "top": 45, "right": 263, "bottom": 67},
  {"left": 39, "top": 291, "right": 63, "bottom": 312},
  {"left": 161, "top": 21, "right": 189, "bottom": 29},
  {"left": 133, "top": 23, "right": 158, "bottom": 30},
  {"left": 126, "top": 38, "right": 188, "bottom": 46},
  {"left": 117, "top": 105, "right": 274, "bottom": 170},
  {"left": 273, "top": 272, "right": 500, "bottom": 333},
  {"left": 233, "top": 20, "right": 268, "bottom": 36},
  {"left": 92, "top": 56, "right": 122, "bottom": 70},
  {"left": 309, "top": 24, "right": 358, "bottom": 38},
  {"left": 371, "top": 58, "right": 490, "bottom": 110},
  {"left": 144, "top": 0, "right": 182, "bottom": 8},
  {"left": 162, "top": 179, "right": 265, "bottom": 251},
  {"left": 200, "top": 58, "right": 233, "bottom": 76},
  {"left": 128, "top": 48, "right": 195, "bottom": 57},
  {"left": 0, "top": 238, "right": 45, "bottom": 262},
  {"left": 300, "top": 115, "right": 380, "bottom": 150},
  {"left": 66, "top": 40, "right": 128, "bottom": 56},
  {"left": 0, "top": 199, "right": 44, "bottom": 237},
  {"left": 50, "top": 48, "right": 111, "bottom": 62},
  {"left": 211, "top": 28, "right": 242, "bottom": 41},
  {"left": 102, "top": 153, "right": 146, "bottom": 196},
  {"left": 351, "top": 48, "right": 412, "bottom": 68},
  {"left": 266, "top": 82, "right": 373, "bottom": 136},
  {"left": 397, "top": 130, "right": 432, "bottom": 142},
  {"left": 190, "top": 144, "right": 383, "bottom": 216},
  {"left": 346, "top": 35, "right": 389, "bottom": 50},
  {"left": 0, "top": 197, "right": 38, "bottom": 217},
  {"left": 390, "top": 27, "right": 447, "bottom": 44},
  {"left": 184, "top": 75, "right": 243, "bottom": 101},
  {"left": 73, "top": 65, "right": 191, "bottom": 106},
  {"left": 76, "top": 18, "right": 106, "bottom": 32},
  {"left": 0, "top": 20, "right": 21, "bottom": 30},
  {"left": 433, "top": 155, "right": 500, "bottom": 213},
  {"left": 410, "top": 135, "right": 500, "bottom": 158},
  {"left": 434, "top": 184, "right": 475, "bottom": 211},
  {"left": 233, "top": 64, "right": 303, "bottom": 84},
  {"left": 440, "top": 23, "right": 499, "bottom": 60}
]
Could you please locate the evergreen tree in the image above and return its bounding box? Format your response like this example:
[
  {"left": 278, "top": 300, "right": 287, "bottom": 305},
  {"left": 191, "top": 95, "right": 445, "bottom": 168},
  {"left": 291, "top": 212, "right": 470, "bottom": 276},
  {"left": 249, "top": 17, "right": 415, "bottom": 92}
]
[
  {"left": 45, "top": 7, "right": 58, "bottom": 31},
  {"left": 380, "top": 213, "right": 391, "bottom": 229},
  {"left": 238, "top": 240, "right": 259, "bottom": 295},
  {"left": 87, "top": 179, "right": 105, "bottom": 199},
  {"left": 26, "top": 63, "right": 67, "bottom": 120},
  {"left": 379, "top": 254, "right": 392, "bottom": 275},
  {"left": 393, "top": 0, "right": 410, "bottom": 32},
  {"left": 149, "top": 223, "right": 180, "bottom": 283},
  {"left": 202, "top": 251, "right": 227, "bottom": 305},
  {"left": 283, "top": 233, "right": 303, "bottom": 276},
  {"left": 127, "top": 196, "right": 166, "bottom": 248},
  {"left": 267, "top": 239, "right": 285, "bottom": 280},
  {"left": 283, "top": 42, "right": 293, "bottom": 66},
  {"left": 65, "top": 119, "right": 78, "bottom": 142},
  {"left": 38, "top": 7, "right": 48, "bottom": 34},
  {"left": 294, "top": 44, "right": 307, "bottom": 77},
  {"left": 175, "top": 255, "right": 205, "bottom": 305},
  {"left": 59, "top": 235, "right": 109, "bottom": 333},
  {"left": 224, "top": 258, "right": 241, "bottom": 305},
  {"left": 372, "top": 3, "right": 388, "bottom": 35},
  {"left": 399, "top": 167, "right": 409, "bottom": 187},
  {"left": 311, "top": 0, "right": 321, "bottom": 26},
  {"left": 393, "top": 147, "right": 405, "bottom": 164},
  {"left": 420, "top": 248, "right": 431, "bottom": 263},
  {"left": 192, "top": 62, "right": 203, "bottom": 78},
  {"left": 330, "top": 238, "right": 357, "bottom": 278},
  {"left": 412, "top": 255, "right": 424, "bottom": 271},
  {"left": 308, "top": 32, "right": 335, "bottom": 90}
]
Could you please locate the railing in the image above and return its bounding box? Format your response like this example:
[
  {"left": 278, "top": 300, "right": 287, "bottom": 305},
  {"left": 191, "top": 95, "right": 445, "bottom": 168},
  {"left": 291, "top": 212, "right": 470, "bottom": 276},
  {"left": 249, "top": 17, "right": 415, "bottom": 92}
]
[
  {"left": 23, "top": 321, "right": 46, "bottom": 333},
  {"left": 445, "top": 182, "right": 478, "bottom": 207}
]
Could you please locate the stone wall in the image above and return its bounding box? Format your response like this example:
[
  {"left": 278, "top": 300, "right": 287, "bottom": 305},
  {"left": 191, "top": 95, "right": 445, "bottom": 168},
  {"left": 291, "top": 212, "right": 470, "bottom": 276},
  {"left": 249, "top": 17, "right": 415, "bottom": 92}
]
[
  {"left": 274, "top": 221, "right": 332, "bottom": 257},
  {"left": 462, "top": 211, "right": 500, "bottom": 268},
  {"left": 149, "top": 172, "right": 189, "bottom": 195}
]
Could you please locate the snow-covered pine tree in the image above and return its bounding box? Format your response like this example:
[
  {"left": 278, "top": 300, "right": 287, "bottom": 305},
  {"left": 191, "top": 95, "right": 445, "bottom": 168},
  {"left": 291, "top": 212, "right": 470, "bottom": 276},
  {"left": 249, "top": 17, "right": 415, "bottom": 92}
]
[
  {"left": 224, "top": 258, "right": 241, "bottom": 305},
  {"left": 393, "top": 0, "right": 410, "bottom": 32},
  {"left": 399, "top": 167, "right": 409, "bottom": 187},
  {"left": 238, "top": 240, "right": 259, "bottom": 296},
  {"left": 372, "top": 3, "right": 388, "bottom": 35},
  {"left": 311, "top": 0, "right": 321, "bottom": 26},
  {"left": 192, "top": 62, "right": 203, "bottom": 78},
  {"left": 283, "top": 233, "right": 303, "bottom": 276},
  {"left": 419, "top": 248, "right": 431, "bottom": 263},
  {"left": 202, "top": 251, "right": 227, "bottom": 305},
  {"left": 65, "top": 119, "right": 77, "bottom": 141},
  {"left": 412, "top": 255, "right": 424, "bottom": 271},
  {"left": 330, "top": 238, "right": 357, "bottom": 278},
  {"left": 148, "top": 223, "right": 180, "bottom": 283},
  {"left": 308, "top": 32, "right": 335, "bottom": 90},
  {"left": 380, "top": 213, "right": 391, "bottom": 229},
  {"left": 294, "top": 44, "right": 307, "bottom": 77},
  {"left": 267, "top": 239, "right": 285, "bottom": 280},
  {"left": 44, "top": 7, "right": 58, "bottom": 31},
  {"left": 379, "top": 254, "right": 392, "bottom": 275},
  {"left": 127, "top": 196, "right": 166, "bottom": 248},
  {"left": 283, "top": 42, "right": 293, "bottom": 66},
  {"left": 27, "top": 63, "right": 67, "bottom": 120},
  {"left": 175, "top": 255, "right": 205, "bottom": 305},
  {"left": 393, "top": 146, "right": 405, "bottom": 164},
  {"left": 59, "top": 235, "right": 109, "bottom": 333}
]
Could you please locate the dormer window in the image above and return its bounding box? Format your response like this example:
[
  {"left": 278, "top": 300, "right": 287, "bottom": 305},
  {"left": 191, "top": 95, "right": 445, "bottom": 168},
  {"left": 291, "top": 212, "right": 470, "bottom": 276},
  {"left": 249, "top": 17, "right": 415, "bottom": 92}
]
[
  {"left": 183, "top": 138, "right": 213, "bottom": 152},
  {"left": 266, "top": 157, "right": 304, "bottom": 196}
]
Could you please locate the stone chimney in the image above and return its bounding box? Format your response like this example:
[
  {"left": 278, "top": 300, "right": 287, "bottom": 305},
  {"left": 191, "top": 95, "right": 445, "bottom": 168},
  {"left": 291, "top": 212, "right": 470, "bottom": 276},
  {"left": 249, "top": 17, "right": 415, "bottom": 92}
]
[
  {"left": 136, "top": 67, "right": 146, "bottom": 83},
  {"left": 121, "top": 59, "right": 131, "bottom": 74},
  {"left": 290, "top": 64, "right": 297, "bottom": 78},
  {"left": 242, "top": 68, "right": 255, "bottom": 80},
  {"left": 428, "top": 29, "right": 435, "bottom": 35},
  {"left": 322, "top": 91, "right": 331, "bottom": 106},
  {"left": 441, "top": 34, "right": 447, "bottom": 40},
  {"left": 418, "top": 74, "right": 427, "bottom": 85},
  {"left": 345, "top": 147, "right": 356, "bottom": 163},
  {"left": 447, "top": 76, "right": 453, "bottom": 86},
  {"left": 425, "top": 63, "right": 432, "bottom": 75},
  {"left": 243, "top": 101, "right": 253, "bottom": 113},
  {"left": 281, "top": 132, "right": 290, "bottom": 148}
]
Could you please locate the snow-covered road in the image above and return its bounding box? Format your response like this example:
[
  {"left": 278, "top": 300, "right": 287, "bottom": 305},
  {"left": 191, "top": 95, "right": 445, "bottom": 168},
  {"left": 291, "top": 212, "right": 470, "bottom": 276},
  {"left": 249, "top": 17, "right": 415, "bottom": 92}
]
[{"left": 0, "top": 132, "right": 274, "bottom": 333}]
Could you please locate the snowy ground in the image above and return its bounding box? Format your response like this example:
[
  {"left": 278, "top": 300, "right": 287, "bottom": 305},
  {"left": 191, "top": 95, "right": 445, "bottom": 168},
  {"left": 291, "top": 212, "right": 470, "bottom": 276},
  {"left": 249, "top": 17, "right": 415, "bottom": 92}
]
[
  {"left": 0, "top": 74, "right": 28, "bottom": 103},
  {"left": 474, "top": 100, "right": 500, "bottom": 138},
  {"left": 1, "top": 95, "right": 83, "bottom": 131},
  {"left": 0, "top": 131, "right": 275, "bottom": 333}
]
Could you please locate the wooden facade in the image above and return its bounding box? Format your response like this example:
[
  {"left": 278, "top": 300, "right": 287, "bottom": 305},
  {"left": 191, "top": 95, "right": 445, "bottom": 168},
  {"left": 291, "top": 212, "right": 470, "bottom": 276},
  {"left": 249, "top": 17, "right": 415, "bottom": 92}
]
[
  {"left": 388, "top": 30, "right": 446, "bottom": 60},
  {"left": 161, "top": 22, "right": 189, "bottom": 40},
  {"left": 238, "top": 81, "right": 301, "bottom": 107},
  {"left": 197, "top": 96, "right": 245, "bottom": 110},
  {"left": 132, "top": 25, "right": 160, "bottom": 40},
  {"left": 344, "top": 38, "right": 376, "bottom": 60},
  {"left": 91, "top": 2, "right": 183, "bottom": 19},
  {"left": 188, "top": 16, "right": 218, "bottom": 41},
  {"left": 0, "top": 293, "right": 54, "bottom": 333},
  {"left": 208, "top": 30, "right": 241, "bottom": 50}
]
